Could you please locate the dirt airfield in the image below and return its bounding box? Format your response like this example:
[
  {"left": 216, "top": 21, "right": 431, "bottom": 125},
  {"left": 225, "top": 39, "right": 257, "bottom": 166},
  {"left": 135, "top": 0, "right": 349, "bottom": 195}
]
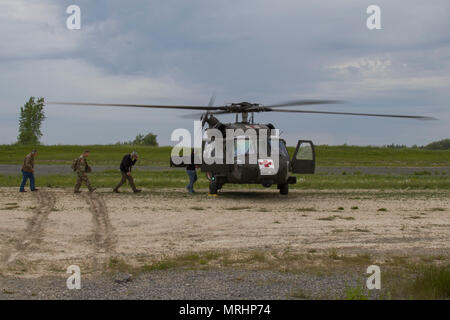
[
  {"left": 0, "top": 187, "right": 448, "bottom": 299},
  {"left": 0, "top": 187, "right": 448, "bottom": 274}
]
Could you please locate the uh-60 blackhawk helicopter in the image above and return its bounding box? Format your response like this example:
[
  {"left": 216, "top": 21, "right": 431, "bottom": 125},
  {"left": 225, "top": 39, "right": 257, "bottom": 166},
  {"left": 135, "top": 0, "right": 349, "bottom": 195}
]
[{"left": 48, "top": 98, "right": 434, "bottom": 195}]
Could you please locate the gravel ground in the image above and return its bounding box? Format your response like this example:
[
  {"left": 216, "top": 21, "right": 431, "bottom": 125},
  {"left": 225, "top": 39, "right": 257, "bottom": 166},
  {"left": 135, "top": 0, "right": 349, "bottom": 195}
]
[
  {"left": 0, "top": 164, "right": 448, "bottom": 175},
  {"left": 0, "top": 269, "right": 366, "bottom": 300},
  {"left": 0, "top": 188, "right": 446, "bottom": 300}
]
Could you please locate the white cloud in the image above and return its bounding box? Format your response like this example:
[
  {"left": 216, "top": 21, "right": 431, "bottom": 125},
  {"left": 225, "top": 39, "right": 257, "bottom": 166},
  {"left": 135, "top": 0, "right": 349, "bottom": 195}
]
[
  {"left": 327, "top": 56, "right": 392, "bottom": 77},
  {"left": 0, "top": 1, "right": 81, "bottom": 58},
  {"left": 321, "top": 54, "right": 450, "bottom": 101}
]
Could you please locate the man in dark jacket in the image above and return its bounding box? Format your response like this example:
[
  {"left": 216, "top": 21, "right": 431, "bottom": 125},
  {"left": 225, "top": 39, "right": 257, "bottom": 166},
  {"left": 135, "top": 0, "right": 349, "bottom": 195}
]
[
  {"left": 113, "top": 151, "right": 141, "bottom": 193},
  {"left": 20, "top": 149, "right": 38, "bottom": 192}
]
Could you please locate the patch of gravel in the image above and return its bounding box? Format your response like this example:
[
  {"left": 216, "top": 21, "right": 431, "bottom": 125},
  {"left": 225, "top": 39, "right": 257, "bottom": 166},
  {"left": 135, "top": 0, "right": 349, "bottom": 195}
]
[{"left": 0, "top": 269, "right": 366, "bottom": 300}]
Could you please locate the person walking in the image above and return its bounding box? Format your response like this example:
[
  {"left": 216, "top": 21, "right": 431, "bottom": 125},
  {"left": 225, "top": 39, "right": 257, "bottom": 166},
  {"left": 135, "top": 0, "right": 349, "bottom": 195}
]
[
  {"left": 113, "top": 151, "right": 141, "bottom": 193},
  {"left": 19, "top": 149, "right": 38, "bottom": 192},
  {"left": 186, "top": 149, "right": 198, "bottom": 193},
  {"left": 74, "top": 150, "right": 96, "bottom": 193}
]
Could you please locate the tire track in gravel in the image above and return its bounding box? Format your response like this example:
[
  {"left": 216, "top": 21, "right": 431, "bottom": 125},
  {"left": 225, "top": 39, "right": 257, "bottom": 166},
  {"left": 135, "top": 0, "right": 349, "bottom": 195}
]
[
  {"left": 3, "top": 190, "right": 56, "bottom": 265},
  {"left": 82, "top": 193, "right": 116, "bottom": 271}
]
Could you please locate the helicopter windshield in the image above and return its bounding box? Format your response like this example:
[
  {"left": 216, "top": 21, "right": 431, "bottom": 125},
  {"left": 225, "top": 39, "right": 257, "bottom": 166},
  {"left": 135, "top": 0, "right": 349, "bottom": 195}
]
[
  {"left": 234, "top": 137, "right": 257, "bottom": 157},
  {"left": 270, "top": 139, "right": 289, "bottom": 158}
]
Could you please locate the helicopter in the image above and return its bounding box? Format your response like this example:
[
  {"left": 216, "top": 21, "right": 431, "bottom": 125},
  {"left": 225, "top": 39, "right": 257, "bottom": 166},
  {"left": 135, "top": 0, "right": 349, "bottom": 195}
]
[{"left": 48, "top": 99, "right": 434, "bottom": 195}]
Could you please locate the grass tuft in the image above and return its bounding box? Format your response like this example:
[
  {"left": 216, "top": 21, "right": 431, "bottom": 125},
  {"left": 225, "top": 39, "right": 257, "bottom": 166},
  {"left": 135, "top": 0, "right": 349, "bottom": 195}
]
[
  {"left": 226, "top": 206, "right": 251, "bottom": 211},
  {"left": 410, "top": 265, "right": 450, "bottom": 299},
  {"left": 296, "top": 207, "right": 317, "bottom": 212},
  {"left": 318, "top": 215, "right": 354, "bottom": 221},
  {"left": 345, "top": 286, "right": 369, "bottom": 300}
]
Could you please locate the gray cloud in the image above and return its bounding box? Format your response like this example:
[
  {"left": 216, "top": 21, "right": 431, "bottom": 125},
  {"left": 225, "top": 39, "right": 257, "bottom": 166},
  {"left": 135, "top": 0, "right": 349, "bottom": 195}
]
[{"left": 0, "top": 0, "right": 448, "bottom": 146}]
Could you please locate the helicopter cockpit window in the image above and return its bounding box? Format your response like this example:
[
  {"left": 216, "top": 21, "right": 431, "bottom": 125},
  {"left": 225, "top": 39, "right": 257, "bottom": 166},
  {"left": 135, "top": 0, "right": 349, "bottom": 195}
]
[
  {"left": 234, "top": 137, "right": 257, "bottom": 157},
  {"left": 270, "top": 139, "right": 289, "bottom": 158}
]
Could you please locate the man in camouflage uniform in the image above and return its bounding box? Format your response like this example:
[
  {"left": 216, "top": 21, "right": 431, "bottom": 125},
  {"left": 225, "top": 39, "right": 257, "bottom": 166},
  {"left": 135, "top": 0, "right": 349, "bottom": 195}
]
[
  {"left": 74, "top": 150, "right": 96, "bottom": 193},
  {"left": 20, "top": 149, "right": 38, "bottom": 192}
]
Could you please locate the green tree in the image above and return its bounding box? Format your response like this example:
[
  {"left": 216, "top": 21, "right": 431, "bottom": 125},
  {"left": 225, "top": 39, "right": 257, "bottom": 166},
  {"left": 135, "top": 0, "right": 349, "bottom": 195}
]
[
  {"left": 425, "top": 139, "right": 450, "bottom": 150},
  {"left": 117, "top": 132, "right": 159, "bottom": 146},
  {"left": 132, "top": 132, "right": 158, "bottom": 146},
  {"left": 17, "top": 97, "right": 45, "bottom": 145},
  {"left": 141, "top": 132, "right": 158, "bottom": 146},
  {"left": 133, "top": 133, "right": 145, "bottom": 145}
]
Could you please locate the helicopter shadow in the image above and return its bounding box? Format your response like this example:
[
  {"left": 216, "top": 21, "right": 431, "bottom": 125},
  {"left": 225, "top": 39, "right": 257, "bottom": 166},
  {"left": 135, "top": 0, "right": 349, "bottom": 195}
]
[{"left": 215, "top": 191, "right": 285, "bottom": 200}]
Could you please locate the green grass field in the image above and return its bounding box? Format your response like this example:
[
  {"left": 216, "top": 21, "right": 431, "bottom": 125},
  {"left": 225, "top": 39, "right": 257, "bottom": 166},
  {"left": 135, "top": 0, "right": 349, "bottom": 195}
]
[
  {"left": 1, "top": 144, "right": 448, "bottom": 190},
  {"left": 1, "top": 144, "right": 449, "bottom": 167},
  {"left": 1, "top": 169, "right": 448, "bottom": 190}
]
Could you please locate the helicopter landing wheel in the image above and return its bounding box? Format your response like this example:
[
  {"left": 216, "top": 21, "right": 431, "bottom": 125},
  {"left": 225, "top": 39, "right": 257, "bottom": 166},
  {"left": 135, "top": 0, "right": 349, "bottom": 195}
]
[
  {"left": 209, "top": 180, "right": 218, "bottom": 195},
  {"left": 279, "top": 183, "right": 289, "bottom": 195}
]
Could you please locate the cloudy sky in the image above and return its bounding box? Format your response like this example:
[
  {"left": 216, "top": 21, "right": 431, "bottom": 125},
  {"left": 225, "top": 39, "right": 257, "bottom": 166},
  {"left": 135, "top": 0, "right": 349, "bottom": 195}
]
[{"left": 0, "top": 0, "right": 448, "bottom": 146}]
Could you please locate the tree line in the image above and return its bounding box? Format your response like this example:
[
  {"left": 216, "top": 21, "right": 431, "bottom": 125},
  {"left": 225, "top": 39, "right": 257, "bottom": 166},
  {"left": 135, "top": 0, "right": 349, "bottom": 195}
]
[
  {"left": 16, "top": 97, "right": 158, "bottom": 146},
  {"left": 14, "top": 96, "right": 446, "bottom": 149}
]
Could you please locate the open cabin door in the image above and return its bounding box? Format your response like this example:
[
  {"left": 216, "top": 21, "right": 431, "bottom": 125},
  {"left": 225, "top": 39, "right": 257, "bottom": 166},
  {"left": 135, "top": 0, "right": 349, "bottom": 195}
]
[{"left": 290, "top": 140, "right": 315, "bottom": 174}]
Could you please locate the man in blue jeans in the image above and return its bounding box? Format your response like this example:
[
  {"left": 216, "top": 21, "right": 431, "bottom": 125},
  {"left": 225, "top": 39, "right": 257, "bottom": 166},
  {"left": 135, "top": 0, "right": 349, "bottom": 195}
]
[
  {"left": 20, "top": 149, "right": 38, "bottom": 192},
  {"left": 186, "top": 149, "right": 198, "bottom": 193}
]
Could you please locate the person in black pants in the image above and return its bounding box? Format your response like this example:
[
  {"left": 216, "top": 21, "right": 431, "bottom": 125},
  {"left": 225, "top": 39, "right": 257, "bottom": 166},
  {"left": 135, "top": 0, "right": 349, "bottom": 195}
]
[
  {"left": 113, "top": 151, "right": 141, "bottom": 193},
  {"left": 186, "top": 149, "right": 198, "bottom": 193}
]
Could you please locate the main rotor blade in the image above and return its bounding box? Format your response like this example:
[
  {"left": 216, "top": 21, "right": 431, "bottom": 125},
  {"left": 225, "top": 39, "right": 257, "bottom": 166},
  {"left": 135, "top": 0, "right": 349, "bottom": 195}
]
[
  {"left": 208, "top": 93, "right": 216, "bottom": 107},
  {"left": 46, "top": 101, "right": 225, "bottom": 111},
  {"left": 265, "top": 99, "right": 343, "bottom": 108},
  {"left": 269, "top": 109, "right": 436, "bottom": 120},
  {"left": 181, "top": 110, "right": 230, "bottom": 119}
]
